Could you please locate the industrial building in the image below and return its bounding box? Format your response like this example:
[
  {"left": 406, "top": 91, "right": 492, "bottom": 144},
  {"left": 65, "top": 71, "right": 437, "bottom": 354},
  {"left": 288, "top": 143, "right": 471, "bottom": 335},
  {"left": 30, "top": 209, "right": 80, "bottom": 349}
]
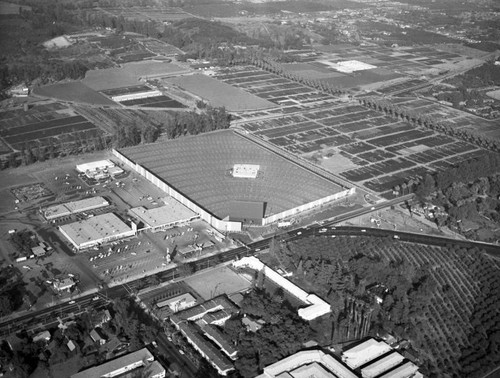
[
  {"left": 59, "top": 213, "right": 136, "bottom": 251},
  {"left": 342, "top": 339, "right": 423, "bottom": 378},
  {"left": 256, "top": 350, "right": 358, "bottom": 378},
  {"left": 232, "top": 256, "right": 331, "bottom": 321},
  {"left": 169, "top": 295, "right": 240, "bottom": 375},
  {"left": 128, "top": 199, "right": 198, "bottom": 232},
  {"left": 257, "top": 339, "right": 423, "bottom": 378},
  {"left": 113, "top": 130, "right": 354, "bottom": 232},
  {"left": 70, "top": 348, "right": 165, "bottom": 378},
  {"left": 43, "top": 196, "right": 109, "bottom": 220}
]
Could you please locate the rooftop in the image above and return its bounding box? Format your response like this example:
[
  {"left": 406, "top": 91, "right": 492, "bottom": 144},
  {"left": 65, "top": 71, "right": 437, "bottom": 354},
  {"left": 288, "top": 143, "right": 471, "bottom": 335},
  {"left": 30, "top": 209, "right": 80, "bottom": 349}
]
[
  {"left": 59, "top": 213, "right": 133, "bottom": 247},
  {"left": 44, "top": 197, "right": 109, "bottom": 219},
  {"left": 342, "top": 339, "right": 394, "bottom": 369},
  {"left": 257, "top": 350, "right": 357, "bottom": 378},
  {"left": 129, "top": 201, "right": 198, "bottom": 228},
  {"left": 178, "top": 323, "right": 233, "bottom": 374},
  {"left": 71, "top": 348, "right": 154, "bottom": 378},
  {"left": 76, "top": 160, "right": 115, "bottom": 173},
  {"left": 202, "top": 324, "right": 237, "bottom": 358},
  {"left": 156, "top": 292, "right": 196, "bottom": 310},
  {"left": 116, "top": 130, "right": 344, "bottom": 221},
  {"left": 360, "top": 351, "right": 404, "bottom": 378}
]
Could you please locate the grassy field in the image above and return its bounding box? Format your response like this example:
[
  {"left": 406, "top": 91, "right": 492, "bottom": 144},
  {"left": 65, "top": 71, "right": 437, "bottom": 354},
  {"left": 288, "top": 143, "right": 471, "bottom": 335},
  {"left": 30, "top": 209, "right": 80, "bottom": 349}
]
[
  {"left": 167, "top": 74, "right": 277, "bottom": 111},
  {"left": 33, "top": 82, "right": 116, "bottom": 106}
]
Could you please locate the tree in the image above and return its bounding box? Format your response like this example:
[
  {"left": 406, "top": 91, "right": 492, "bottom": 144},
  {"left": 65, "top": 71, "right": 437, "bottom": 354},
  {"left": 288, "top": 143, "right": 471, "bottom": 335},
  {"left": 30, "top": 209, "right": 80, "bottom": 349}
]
[{"left": 0, "top": 296, "right": 12, "bottom": 317}]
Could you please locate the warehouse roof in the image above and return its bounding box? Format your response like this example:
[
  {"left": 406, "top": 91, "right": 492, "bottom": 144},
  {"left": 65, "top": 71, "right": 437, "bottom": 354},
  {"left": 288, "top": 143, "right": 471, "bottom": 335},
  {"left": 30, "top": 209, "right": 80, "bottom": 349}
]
[
  {"left": 59, "top": 213, "right": 133, "bottom": 247},
  {"left": 129, "top": 201, "right": 197, "bottom": 228},
  {"left": 116, "top": 130, "right": 344, "bottom": 221}
]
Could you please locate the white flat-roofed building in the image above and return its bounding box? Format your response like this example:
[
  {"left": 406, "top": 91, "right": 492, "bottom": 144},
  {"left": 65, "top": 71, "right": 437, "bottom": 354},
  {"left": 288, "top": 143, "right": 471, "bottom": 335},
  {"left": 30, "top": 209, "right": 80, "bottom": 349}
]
[
  {"left": 233, "top": 257, "right": 330, "bottom": 321},
  {"left": 33, "top": 330, "right": 51, "bottom": 343},
  {"left": 59, "top": 213, "right": 135, "bottom": 251},
  {"left": 361, "top": 351, "right": 405, "bottom": 378},
  {"left": 71, "top": 348, "right": 164, "bottom": 378},
  {"left": 156, "top": 293, "right": 196, "bottom": 312},
  {"left": 232, "top": 164, "right": 260, "bottom": 178},
  {"left": 256, "top": 350, "right": 357, "bottom": 378},
  {"left": 129, "top": 200, "right": 198, "bottom": 232},
  {"left": 44, "top": 197, "right": 109, "bottom": 220},
  {"left": 112, "top": 90, "right": 162, "bottom": 102},
  {"left": 342, "top": 339, "right": 393, "bottom": 370},
  {"left": 53, "top": 277, "right": 75, "bottom": 292},
  {"left": 108, "top": 165, "right": 124, "bottom": 176},
  {"left": 44, "top": 204, "right": 72, "bottom": 220},
  {"left": 318, "top": 59, "right": 376, "bottom": 73},
  {"left": 76, "top": 159, "right": 122, "bottom": 180},
  {"left": 378, "top": 361, "right": 421, "bottom": 378},
  {"left": 76, "top": 160, "right": 115, "bottom": 174}
]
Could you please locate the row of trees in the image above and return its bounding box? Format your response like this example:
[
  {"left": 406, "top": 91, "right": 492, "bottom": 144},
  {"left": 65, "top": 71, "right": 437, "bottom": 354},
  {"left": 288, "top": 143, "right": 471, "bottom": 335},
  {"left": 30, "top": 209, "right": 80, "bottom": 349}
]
[
  {"left": 360, "top": 97, "right": 500, "bottom": 152},
  {"left": 0, "top": 132, "right": 109, "bottom": 170},
  {"left": 0, "top": 103, "right": 230, "bottom": 170}
]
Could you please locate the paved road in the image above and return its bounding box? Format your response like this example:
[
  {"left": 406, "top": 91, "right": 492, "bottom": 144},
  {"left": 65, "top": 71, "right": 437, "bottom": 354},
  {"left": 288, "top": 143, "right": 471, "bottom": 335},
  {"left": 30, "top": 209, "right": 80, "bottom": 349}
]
[{"left": 2, "top": 203, "right": 498, "bottom": 338}]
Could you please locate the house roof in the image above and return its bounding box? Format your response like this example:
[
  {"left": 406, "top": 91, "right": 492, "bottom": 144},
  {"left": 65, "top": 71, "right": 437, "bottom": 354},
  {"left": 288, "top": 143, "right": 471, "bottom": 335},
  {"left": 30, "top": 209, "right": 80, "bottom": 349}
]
[{"left": 70, "top": 348, "right": 154, "bottom": 378}]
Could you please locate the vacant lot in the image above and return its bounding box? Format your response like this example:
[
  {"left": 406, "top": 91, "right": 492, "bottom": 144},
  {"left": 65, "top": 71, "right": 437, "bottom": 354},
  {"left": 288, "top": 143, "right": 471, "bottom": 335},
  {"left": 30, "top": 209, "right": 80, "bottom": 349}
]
[{"left": 167, "top": 73, "right": 277, "bottom": 111}]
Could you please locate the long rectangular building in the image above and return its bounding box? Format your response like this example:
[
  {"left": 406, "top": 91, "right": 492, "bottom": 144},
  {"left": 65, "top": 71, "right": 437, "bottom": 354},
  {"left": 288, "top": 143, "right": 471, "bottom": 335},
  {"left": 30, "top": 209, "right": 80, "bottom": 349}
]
[
  {"left": 44, "top": 197, "right": 109, "bottom": 220},
  {"left": 113, "top": 130, "right": 354, "bottom": 232},
  {"left": 71, "top": 348, "right": 164, "bottom": 378},
  {"left": 59, "top": 213, "right": 135, "bottom": 251}
]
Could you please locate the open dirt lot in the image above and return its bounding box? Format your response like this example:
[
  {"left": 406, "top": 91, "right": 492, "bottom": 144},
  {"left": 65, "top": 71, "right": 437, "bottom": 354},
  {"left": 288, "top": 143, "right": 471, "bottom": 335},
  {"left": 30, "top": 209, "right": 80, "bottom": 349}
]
[{"left": 184, "top": 264, "right": 252, "bottom": 300}]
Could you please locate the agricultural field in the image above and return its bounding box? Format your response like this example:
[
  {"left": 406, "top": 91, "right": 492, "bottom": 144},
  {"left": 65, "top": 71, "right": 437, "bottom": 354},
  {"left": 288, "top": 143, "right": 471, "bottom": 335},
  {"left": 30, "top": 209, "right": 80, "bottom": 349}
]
[
  {"left": 96, "top": 6, "right": 193, "bottom": 22},
  {"left": 217, "top": 65, "right": 491, "bottom": 197},
  {"left": 83, "top": 61, "right": 189, "bottom": 91},
  {"left": 0, "top": 1, "right": 31, "bottom": 14},
  {"left": 166, "top": 73, "right": 277, "bottom": 112},
  {"left": 386, "top": 97, "right": 500, "bottom": 139},
  {"left": 214, "top": 65, "right": 339, "bottom": 115},
  {"left": 0, "top": 102, "right": 104, "bottom": 151},
  {"left": 142, "top": 39, "right": 183, "bottom": 56},
  {"left": 278, "top": 235, "right": 500, "bottom": 378},
  {"left": 33, "top": 82, "right": 117, "bottom": 106},
  {"left": 118, "top": 95, "right": 185, "bottom": 108}
]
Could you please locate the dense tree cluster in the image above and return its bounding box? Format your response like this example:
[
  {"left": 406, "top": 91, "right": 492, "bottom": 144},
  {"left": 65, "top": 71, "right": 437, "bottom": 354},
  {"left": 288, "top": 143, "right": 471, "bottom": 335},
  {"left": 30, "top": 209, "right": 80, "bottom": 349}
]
[
  {"left": 1, "top": 297, "right": 161, "bottom": 377},
  {"left": 459, "top": 253, "right": 500, "bottom": 377},
  {"left": 223, "top": 289, "right": 312, "bottom": 378},
  {"left": 273, "top": 236, "right": 436, "bottom": 345},
  {"left": 361, "top": 97, "right": 500, "bottom": 152},
  {"left": 446, "top": 60, "right": 500, "bottom": 88},
  {"left": 272, "top": 236, "right": 500, "bottom": 377},
  {"left": 0, "top": 133, "right": 109, "bottom": 170},
  {"left": 0, "top": 265, "right": 26, "bottom": 319},
  {"left": 164, "top": 106, "right": 231, "bottom": 139}
]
